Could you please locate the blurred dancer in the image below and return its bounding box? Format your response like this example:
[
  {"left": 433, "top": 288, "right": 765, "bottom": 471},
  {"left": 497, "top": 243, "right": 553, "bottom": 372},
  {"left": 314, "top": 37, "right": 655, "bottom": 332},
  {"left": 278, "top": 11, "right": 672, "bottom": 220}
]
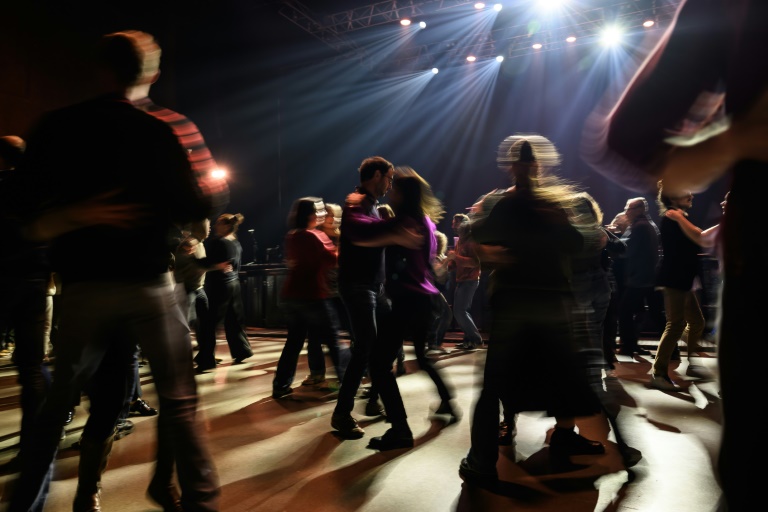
[
  {"left": 581, "top": 1, "right": 768, "bottom": 508},
  {"left": 460, "top": 134, "right": 603, "bottom": 489},
  {"left": 7, "top": 31, "right": 221, "bottom": 512}
]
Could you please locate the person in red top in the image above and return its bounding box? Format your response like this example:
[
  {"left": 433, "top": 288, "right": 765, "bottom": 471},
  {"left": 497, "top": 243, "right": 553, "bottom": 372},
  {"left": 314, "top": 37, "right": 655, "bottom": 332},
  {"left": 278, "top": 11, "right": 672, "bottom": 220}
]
[
  {"left": 272, "top": 197, "right": 349, "bottom": 399},
  {"left": 448, "top": 213, "right": 483, "bottom": 349}
]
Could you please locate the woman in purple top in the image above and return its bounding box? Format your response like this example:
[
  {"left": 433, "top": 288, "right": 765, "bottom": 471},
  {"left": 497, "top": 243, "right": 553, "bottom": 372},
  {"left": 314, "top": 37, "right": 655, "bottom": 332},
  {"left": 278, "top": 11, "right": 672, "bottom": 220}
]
[{"left": 366, "top": 167, "right": 460, "bottom": 451}]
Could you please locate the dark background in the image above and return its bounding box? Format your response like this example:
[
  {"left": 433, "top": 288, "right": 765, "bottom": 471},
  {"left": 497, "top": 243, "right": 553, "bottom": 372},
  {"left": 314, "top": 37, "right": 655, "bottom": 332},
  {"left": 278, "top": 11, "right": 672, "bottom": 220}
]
[{"left": 1, "top": 0, "right": 729, "bottom": 263}]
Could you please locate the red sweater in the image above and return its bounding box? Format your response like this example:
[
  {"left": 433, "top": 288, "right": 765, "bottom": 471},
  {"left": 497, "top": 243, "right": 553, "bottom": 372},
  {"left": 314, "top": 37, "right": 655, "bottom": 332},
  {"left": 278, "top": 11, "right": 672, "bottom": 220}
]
[{"left": 281, "top": 229, "right": 337, "bottom": 300}]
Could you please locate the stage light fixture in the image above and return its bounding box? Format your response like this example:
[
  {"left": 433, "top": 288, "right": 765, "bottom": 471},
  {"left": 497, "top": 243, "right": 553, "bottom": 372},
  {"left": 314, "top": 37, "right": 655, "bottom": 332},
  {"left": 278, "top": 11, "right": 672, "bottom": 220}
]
[
  {"left": 532, "top": 43, "right": 543, "bottom": 50},
  {"left": 643, "top": 20, "right": 655, "bottom": 28},
  {"left": 566, "top": 36, "right": 576, "bottom": 43},
  {"left": 493, "top": 4, "right": 503, "bottom": 12},
  {"left": 495, "top": 55, "right": 504, "bottom": 62},
  {"left": 419, "top": 21, "right": 427, "bottom": 29},
  {"left": 474, "top": 2, "right": 486, "bottom": 10},
  {"left": 432, "top": 67, "right": 439, "bottom": 74},
  {"left": 466, "top": 55, "right": 477, "bottom": 62},
  {"left": 400, "top": 19, "right": 411, "bottom": 26}
]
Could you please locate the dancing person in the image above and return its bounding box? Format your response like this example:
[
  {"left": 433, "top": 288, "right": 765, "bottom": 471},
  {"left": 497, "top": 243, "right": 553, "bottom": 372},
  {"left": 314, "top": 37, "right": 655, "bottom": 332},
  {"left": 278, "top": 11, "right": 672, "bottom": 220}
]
[
  {"left": 272, "top": 197, "right": 348, "bottom": 398},
  {"left": 459, "top": 134, "right": 604, "bottom": 489},
  {"left": 449, "top": 214, "right": 483, "bottom": 350},
  {"left": 581, "top": 1, "right": 768, "bottom": 508},
  {"left": 616, "top": 198, "right": 660, "bottom": 356},
  {"left": 649, "top": 184, "right": 711, "bottom": 391},
  {"left": 330, "top": 156, "right": 421, "bottom": 439},
  {"left": 365, "top": 167, "right": 460, "bottom": 450},
  {"left": 7, "top": 30, "right": 221, "bottom": 512},
  {"left": 194, "top": 213, "right": 253, "bottom": 372}
]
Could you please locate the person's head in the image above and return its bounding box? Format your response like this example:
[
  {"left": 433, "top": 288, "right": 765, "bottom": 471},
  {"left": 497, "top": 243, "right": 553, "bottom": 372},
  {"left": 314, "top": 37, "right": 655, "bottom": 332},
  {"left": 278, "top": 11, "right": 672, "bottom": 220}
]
[
  {"left": 214, "top": 213, "right": 244, "bottom": 238},
  {"left": 377, "top": 203, "right": 395, "bottom": 220},
  {"left": 190, "top": 218, "right": 211, "bottom": 242},
  {"left": 656, "top": 180, "right": 693, "bottom": 214},
  {"left": 358, "top": 156, "right": 394, "bottom": 199},
  {"left": 452, "top": 213, "right": 469, "bottom": 234},
  {"left": 97, "top": 30, "right": 161, "bottom": 96},
  {"left": 388, "top": 166, "right": 445, "bottom": 222},
  {"left": 435, "top": 230, "right": 448, "bottom": 257},
  {"left": 624, "top": 197, "right": 648, "bottom": 223},
  {"left": 321, "top": 202, "right": 342, "bottom": 238},
  {"left": 496, "top": 134, "right": 561, "bottom": 189},
  {"left": 287, "top": 197, "right": 325, "bottom": 230},
  {"left": 0, "top": 135, "right": 25, "bottom": 170}
]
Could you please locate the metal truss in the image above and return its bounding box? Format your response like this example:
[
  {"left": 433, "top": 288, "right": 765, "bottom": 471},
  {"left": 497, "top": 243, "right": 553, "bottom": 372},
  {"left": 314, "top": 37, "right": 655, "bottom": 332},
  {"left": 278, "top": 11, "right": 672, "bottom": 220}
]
[{"left": 278, "top": 0, "right": 680, "bottom": 72}]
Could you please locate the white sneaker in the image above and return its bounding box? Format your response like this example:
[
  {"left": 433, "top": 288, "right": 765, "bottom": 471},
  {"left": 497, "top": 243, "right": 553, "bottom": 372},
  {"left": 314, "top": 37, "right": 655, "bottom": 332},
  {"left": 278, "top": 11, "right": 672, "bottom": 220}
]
[
  {"left": 685, "top": 364, "right": 714, "bottom": 380},
  {"left": 649, "top": 374, "right": 681, "bottom": 392}
]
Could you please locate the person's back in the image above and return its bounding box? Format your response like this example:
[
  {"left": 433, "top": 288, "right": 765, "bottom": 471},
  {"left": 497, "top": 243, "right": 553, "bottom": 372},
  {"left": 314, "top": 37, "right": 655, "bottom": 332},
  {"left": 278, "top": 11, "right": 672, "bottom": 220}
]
[
  {"left": 7, "top": 30, "right": 220, "bottom": 512},
  {"left": 22, "top": 99, "right": 206, "bottom": 285}
]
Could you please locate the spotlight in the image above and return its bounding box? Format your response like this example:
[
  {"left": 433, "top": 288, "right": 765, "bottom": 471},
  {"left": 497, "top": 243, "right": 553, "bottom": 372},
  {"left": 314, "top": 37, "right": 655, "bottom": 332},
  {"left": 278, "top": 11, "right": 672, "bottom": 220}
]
[
  {"left": 565, "top": 36, "right": 576, "bottom": 43},
  {"left": 466, "top": 55, "right": 477, "bottom": 62},
  {"left": 400, "top": 19, "right": 411, "bottom": 26},
  {"left": 495, "top": 55, "right": 504, "bottom": 62},
  {"left": 419, "top": 21, "right": 427, "bottom": 29},
  {"left": 532, "top": 43, "right": 542, "bottom": 50},
  {"left": 643, "top": 20, "right": 655, "bottom": 28},
  {"left": 212, "top": 168, "right": 227, "bottom": 180},
  {"left": 474, "top": 2, "right": 486, "bottom": 9},
  {"left": 493, "top": 4, "right": 503, "bottom": 12},
  {"left": 432, "top": 67, "right": 439, "bottom": 74}
]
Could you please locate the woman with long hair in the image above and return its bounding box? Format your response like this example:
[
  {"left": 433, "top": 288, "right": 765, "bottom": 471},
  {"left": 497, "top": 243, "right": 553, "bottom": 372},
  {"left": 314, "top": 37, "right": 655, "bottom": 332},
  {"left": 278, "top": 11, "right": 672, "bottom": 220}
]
[
  {"left": 460, "top": 134, "right": 604, "bottom": 486},
  {"left": 365, "top": 166, "right": 460, "bottom": 451}
]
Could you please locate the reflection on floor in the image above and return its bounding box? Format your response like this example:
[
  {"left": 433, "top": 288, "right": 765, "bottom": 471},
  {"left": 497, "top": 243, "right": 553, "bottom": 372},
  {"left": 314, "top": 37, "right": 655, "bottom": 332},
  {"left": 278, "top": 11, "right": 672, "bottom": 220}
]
[{"left": 0, "top": 330, "right": 722, "bottom": 511}]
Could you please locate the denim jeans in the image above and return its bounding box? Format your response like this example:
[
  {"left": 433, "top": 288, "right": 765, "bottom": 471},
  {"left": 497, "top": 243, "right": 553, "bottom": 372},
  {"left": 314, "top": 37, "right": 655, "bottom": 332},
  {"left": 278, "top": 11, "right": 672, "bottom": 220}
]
[
  {"left": 274, "top": 298, "right": 349, "bottom": 392},
  {"left": 427, "top": 292, "right": 452, "bottom": 347},
  {"left": 453, "top": 280, "right": 482, "bottom": 344},
  {"left": 333, "top": 283, "right": 391, "bottom": 416},
  {"left": 9, "top": 276, "right": 220, "bottom": 512}
]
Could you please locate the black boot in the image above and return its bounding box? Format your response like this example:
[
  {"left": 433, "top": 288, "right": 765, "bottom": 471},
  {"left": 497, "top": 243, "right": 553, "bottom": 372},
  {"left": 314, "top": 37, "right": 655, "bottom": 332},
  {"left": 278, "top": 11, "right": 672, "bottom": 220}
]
[{"left": 73, "top": 435, "right": 114, "bottom": 512}]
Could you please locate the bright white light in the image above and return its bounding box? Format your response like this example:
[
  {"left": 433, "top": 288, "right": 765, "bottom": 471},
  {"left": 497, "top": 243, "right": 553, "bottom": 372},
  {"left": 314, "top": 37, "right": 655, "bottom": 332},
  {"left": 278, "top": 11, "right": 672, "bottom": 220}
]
[
  {"left": 643, "top": 19, "right": 655, "bottom": 28},
  {"left": 432, "top": 67, "right": 439, "bottom": 74},
  {"left": 474, "top": 2, "right": 486, "bottom": 9},
  {"left": 211, "top": 168, "right": 227, "bottom": 180},
  {"left": 565, "top": 36, "right": 576, "bottom": 43},
  {"left": 419, "top": 21, "right": 427, "bottom": 29},
  {"left": 493, "top": 4, "right": 503, "bottom": 12},
  {"left": 538, "top": 0, "right": 564, "bottom": 11},
  {"left": 400, "top": 19, "right": 411, "bottom": 26},
  {"left": 532, "top": 43, "right": 542, "bottom": 50},
  {"left": 495, "top": 55, "right": 504, "bottom": 62},
  {"left": 600, "top": 26, "right": 623, "bottom": 46},
  {"left": 466, "top": 55, "right": 477, "bottom": 62}
]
